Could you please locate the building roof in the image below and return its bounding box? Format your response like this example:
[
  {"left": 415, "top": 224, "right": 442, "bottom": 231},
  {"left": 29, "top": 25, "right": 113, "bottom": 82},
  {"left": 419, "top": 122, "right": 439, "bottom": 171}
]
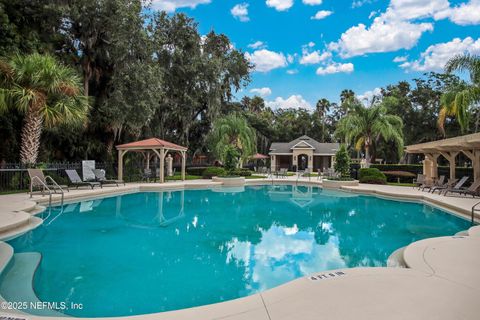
[
  {"left": 405, "top": 133, "right": 480, "bottom": 153},
  {"left": 116, "top": 138, "right": 187, "bottom": 151},
  {"left": 269, "top": 135, "right": 339, "bottom": 155}
]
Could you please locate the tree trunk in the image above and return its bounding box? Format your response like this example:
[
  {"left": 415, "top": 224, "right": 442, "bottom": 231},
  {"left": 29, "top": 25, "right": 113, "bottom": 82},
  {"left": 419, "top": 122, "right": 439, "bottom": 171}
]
[
  {"left": 20, "top": 108, "right": 43, "bottom": 164},
  {"left": 365, "top": 142, "right": 371, "bottom": 168}
]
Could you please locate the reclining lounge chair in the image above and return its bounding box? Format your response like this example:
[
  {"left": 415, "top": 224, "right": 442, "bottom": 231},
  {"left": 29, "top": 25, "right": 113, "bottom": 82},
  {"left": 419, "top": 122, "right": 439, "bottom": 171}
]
[
  {"left": 66, "top": 169, "right": 101, "bottom": 189},
  {"left": 28, "top": 168, "right": 69, "bottom": 197},
  {"left": 445, "top": 178, "right": 480, "bottom": 197},
  {"left": 93, "top": 169, "right": 125, "bottom": 187}
]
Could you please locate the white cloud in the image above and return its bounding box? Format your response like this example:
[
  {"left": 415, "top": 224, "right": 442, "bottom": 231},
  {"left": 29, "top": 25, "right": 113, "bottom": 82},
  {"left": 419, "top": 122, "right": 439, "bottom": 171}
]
[
  {"left": 287, "top": 69, "right": 299, "bottom": 75},
  {"left": 393, "top": 55, "right": 408, "bottom": 63},
  {"left": 266, "top": 95, "right": 313, "bottom": 110},
  {"left": 287, "top": 54, "right": 296, "bottom": 63},
  {"left": 231, "top": 3, "right": 250, "bottom": 22},
  {"left": 303, "top": 0, "right": 323, "bottom": 5},
  {"left": 250, "top": 87, "right": 273, "bottom": 97},
  {"left": 307, "top": 42, "right": 316, "bottom": 47},
  {"left": 151, "top": 0, "right": 211, "bottom": 12},
  {"left": 352, "top": 0, "right": 374, "bottom": 9},
  {"left": 330, "top": 18, "right": 433, "bottom": 58},
  {"left": 311, "top": 10, "right": 333, "bottom": 20},
  {"left": 330, "top": 0, "right": 459, "bottom": 58},
  {"left": 358, "top": 87, "right": 382, "bottom": 104},
  {"left": 245, "top": 49, "right": 288, "bottom": 72},
  {"left": 384, "top": 0, "right": 450, "bottom": 21},
  {"left": 316, "top": 62, "right": 354, "bottom": 75},
  {"left": 300, "top": 50, "right": 332, "bottom": 65},
  {"left": 435, "top": 0, "right": 480, "bottom": 26},
  {"left": 248, "top": 41, "right": 266, "bottom": 49},
  {"left": 399, "top": 37, "right": 480, "bottom": 71},
  {"left": 266, "top": 0, "right": 294, "bottom": 11}
]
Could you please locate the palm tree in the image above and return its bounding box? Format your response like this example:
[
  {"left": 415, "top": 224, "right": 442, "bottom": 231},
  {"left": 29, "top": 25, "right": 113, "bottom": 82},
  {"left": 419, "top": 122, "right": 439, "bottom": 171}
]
[
  {"left": 208, "top": 114, "right": 256, "bottom": 167},
  {"left": 439, "top": 54, "right": 480, "bottom": 134},
  {"left": 335, "top": 103, "right": 404, "bottom": 166},
  {"left": 316, "top": 98, "right": 331, "bottom": 142},
  {"left": 0, "top": 53, "right": 89, "bottom": 164}
]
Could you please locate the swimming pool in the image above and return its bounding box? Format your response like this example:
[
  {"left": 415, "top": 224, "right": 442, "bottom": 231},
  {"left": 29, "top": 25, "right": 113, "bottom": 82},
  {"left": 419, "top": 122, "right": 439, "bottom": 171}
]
[{"left": 4, "top": 185, "right": 471, "bottom": 317}]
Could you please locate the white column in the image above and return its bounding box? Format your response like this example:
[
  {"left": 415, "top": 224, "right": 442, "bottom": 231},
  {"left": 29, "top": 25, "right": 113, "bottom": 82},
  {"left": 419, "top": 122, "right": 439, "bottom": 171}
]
[
  {"left": 181, "top": 151, "right": 186, "bottom": 181},
  {"left": 160, "top": 148, "right": 165, "bottom": 183},
  {"left": 118, "top": 150, "right": 125, "bottom": 181}
]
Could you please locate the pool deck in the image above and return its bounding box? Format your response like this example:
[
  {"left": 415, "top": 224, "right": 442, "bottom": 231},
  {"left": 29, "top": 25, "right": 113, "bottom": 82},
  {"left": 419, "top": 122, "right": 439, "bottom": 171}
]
[{"left": 0, "top": 178, "right": 479, "bottom": 319}]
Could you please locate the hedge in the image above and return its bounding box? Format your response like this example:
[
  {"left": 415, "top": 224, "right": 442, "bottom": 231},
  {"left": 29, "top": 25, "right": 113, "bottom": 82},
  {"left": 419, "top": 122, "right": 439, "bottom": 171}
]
[
  {"left": 187, "top": 167, "right": 209, "bottom": 176},
  {"left": 230, "top": 168, "right": 253, "bottom": 177},
  {"left": 359, "top": 168, "right": 387, "bottom": 185},
  {"left": 351, "top": 163, "right": 473, "bottom": 182},
  {"left": 202, "top": 167, "right": 226, "bottom": 179}
]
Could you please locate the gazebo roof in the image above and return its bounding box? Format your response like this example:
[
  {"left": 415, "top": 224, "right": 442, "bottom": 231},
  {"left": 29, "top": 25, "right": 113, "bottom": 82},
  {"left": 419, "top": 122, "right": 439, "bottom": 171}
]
[
  {"left": 405, "top": 133, "right": 480, "bottom": 153},
  {"left": 251, "top": 153, "right": 269, "bottom": 159},
  {"left": 116, "top": 138, "right": 187, "bottom": 151}
]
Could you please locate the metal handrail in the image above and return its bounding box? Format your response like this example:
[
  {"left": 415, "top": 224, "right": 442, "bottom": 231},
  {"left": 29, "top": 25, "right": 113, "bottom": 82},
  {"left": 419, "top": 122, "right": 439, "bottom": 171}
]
[
  {"left": 30, "top": 176, "right": 65, "bottom": 206},
  {"left": 30, "top": 176, "right": 53, "bottom": 206},
  {"left": 471, "top": 201, "right": 480, "bottom": 225}
]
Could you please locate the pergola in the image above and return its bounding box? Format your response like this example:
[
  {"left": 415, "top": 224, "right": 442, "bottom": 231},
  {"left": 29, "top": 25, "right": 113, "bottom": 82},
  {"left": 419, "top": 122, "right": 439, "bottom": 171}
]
[
  {"left": 405, "top": 133, "right": 480, "bottom": 183},
  {"left": 116, "top": 138, "right": 188, "bottom": 183}
]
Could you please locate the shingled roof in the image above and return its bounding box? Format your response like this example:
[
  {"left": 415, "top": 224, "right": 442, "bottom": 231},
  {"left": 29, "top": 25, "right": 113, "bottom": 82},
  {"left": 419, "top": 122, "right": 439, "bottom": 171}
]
[{"left": 269, "top": 135, "right": 339, "bottom": 155}]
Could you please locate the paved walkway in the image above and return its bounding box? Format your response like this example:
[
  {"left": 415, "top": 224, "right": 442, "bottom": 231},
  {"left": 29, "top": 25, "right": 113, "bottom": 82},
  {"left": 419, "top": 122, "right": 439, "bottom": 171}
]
[{"left": 0, "top": 179, "right": 479, "bottom": 319}]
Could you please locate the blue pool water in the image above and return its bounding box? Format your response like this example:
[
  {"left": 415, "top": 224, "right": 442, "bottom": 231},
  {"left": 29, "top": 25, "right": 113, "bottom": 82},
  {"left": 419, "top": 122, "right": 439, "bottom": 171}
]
[{"left": 6, "top": 185, "right": 470, "bottom": 317}]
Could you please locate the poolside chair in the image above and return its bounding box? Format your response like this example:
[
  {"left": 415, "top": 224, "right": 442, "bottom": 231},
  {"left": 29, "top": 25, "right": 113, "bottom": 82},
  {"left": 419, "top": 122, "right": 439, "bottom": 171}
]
[
  {"left": 413, "top": 174, "right": 425, "bottom": 189},
  {"left": 92, "top": 169, "right": 125, "bottom": 187},
  {"left": 65, "top": 170, "right": 101, "bottom": 189},
  {"left": 141, "top": 168, "right": 153, "bottom": 182},
  {"left": 430, "top": 177, "right": 461, "bottom": 194},
  {"left": 28, "top": 168, "right": 68, "bottom": 197},
  {"left": 302, "top": 168, "right": 311, "bottom": 181},
  {"left": 445, "top": 178, "right": 480, "bottom": 197},
  {"left": 421, "top": 175, "right": 445, "bottom": 192},
  {"left": 432, "top": 176, "right": 468, "bottom": 195},
  {"left": 280, "top": 168, "right": 288, "bottom": 178}
]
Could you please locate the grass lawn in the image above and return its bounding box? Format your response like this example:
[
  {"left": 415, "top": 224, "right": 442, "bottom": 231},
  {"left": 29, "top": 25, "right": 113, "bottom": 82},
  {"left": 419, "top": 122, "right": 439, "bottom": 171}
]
[
  {"left": 165, "top": 174, "right": 203, "bottom": 181},
  {"left": 245, "top": 175, "right": 267, "bottom": 179},
  {"left": 0, "top": 189, "right": 28, "bottom": 195},
  {"left": 387, "top": 182, "right": 415, "bottom": 187}
]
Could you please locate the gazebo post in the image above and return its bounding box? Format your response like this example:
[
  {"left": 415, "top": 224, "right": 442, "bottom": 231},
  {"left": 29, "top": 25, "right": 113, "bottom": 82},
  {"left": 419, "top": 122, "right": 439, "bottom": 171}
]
[
  {"left": 118, "top": 149, "right": 126, "bottom": 181},
  {"left": 181, "top": 151, "right": 186, "bottom": 181},
  {"left": 440, "top": 151, "right": 459, "bottom": 181},
  {"left": 146, "top": 151, "right": 151, "bottom": 170},
  {"left": 160, "top": 148, "right": 165, "bottom": 183}
]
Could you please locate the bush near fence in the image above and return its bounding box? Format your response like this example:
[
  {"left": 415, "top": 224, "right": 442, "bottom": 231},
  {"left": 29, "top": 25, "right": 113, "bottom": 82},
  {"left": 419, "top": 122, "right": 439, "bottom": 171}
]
[{"left": 350, "top": 163, "right": 473, "bottom": 183}]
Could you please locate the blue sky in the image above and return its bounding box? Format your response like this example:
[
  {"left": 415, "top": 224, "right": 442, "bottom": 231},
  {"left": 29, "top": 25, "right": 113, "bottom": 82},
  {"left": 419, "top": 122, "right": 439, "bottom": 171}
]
[{"left": 153, "top": 0, "right": 480, "bottom": 109}]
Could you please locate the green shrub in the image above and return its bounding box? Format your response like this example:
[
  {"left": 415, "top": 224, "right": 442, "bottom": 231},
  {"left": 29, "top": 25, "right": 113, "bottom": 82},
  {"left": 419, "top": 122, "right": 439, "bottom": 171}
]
[
  {"left": 202, "top": 167, "right": 226, "bottom": 179},
  {"left": 359, "top": 168, "right": 387, "bottom": 184},
  {"left": 334, "top": 144, "right": 351, "bottom": 178},
  {"left": 224, "top": 145, "right": 240, "bottom": 172},
  {"left": 230, "top": 168, "right": 253, "bottom": 177},
  {"left": 187, "top": 167, "right": 209, "bottom": 176}
]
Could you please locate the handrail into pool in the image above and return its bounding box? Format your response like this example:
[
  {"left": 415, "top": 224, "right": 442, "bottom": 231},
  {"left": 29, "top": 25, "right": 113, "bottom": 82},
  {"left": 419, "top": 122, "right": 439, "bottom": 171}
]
[{"left": 471, "top": 201, "right": 480, "bottom": 225}]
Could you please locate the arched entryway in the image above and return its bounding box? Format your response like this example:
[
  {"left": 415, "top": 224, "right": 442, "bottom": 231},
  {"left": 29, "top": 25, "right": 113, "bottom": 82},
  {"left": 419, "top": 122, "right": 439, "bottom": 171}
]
[{"left": 298, "top": 154, "right": 309, "bottom": 170}]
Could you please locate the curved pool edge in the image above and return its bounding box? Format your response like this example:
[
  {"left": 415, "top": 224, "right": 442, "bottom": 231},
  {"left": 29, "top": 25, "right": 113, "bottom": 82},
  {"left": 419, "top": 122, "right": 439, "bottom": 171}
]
[
  {"left": 1, "top": 179, "right": 479, "bottom": 319},
  {"left": 2, "top": 265, "right": 480, "bottom": 319}
]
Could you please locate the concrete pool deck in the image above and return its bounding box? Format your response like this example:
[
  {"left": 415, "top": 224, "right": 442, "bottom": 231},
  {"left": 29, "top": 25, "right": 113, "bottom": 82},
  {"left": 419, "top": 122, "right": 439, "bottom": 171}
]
[{"left": 0, "top": 178, "right": 479, "bottom": 319}]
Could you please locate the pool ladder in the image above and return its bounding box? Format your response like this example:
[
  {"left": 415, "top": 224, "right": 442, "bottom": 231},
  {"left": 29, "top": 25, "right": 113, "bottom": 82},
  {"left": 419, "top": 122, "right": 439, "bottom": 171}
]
[
  {"left": 471, "top": 201, "right": 480, "bottom": 225},
  {"left": 30, "top": 176, "right": 65, "bottom": 207}
]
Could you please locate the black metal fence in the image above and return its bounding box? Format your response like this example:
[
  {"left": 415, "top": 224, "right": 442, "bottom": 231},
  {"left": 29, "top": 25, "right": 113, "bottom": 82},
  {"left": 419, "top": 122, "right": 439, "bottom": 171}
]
[{"left": 0, "top": 160, "right": 205, "bottom": 192}]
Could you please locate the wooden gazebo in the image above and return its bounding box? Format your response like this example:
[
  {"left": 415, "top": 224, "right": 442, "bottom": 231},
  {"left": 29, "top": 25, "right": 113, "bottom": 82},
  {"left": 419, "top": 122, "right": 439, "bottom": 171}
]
[
  {"left": 116, "top": 138, "right": 188, "bottom": 183},
  {"left": 405, "top": 133, "right": 480, "bottom": 183}
]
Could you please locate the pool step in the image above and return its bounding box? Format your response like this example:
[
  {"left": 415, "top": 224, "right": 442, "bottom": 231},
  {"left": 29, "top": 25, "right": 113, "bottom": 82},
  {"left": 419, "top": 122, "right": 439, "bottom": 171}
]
[
  {"left": 0, "top": 252, "right": 68, "bottom": 317},
  {"left": 0, "top": 242, "right": 14, "bottom": 274},
  {"left": 387, "top": 246, "right": 407, "bottom": 268},
  {"left": 455, "top": 230, "right": 469, "bottom": 236},
  {"left": 0, "top": 216, "right": 43, "bottom": 241}
]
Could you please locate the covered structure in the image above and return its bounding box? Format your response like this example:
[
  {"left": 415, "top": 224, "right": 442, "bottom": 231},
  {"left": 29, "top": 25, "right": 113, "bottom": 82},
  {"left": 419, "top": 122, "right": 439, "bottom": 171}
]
[
  {"left": 116, "top": 138, "right": 188, "bottom": 182},
  {"left": 269, "top": 135, "right": 339, "bottom": 172},
  {"left": 405, "top": 133, "right": 480, "bottom": 183}
]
